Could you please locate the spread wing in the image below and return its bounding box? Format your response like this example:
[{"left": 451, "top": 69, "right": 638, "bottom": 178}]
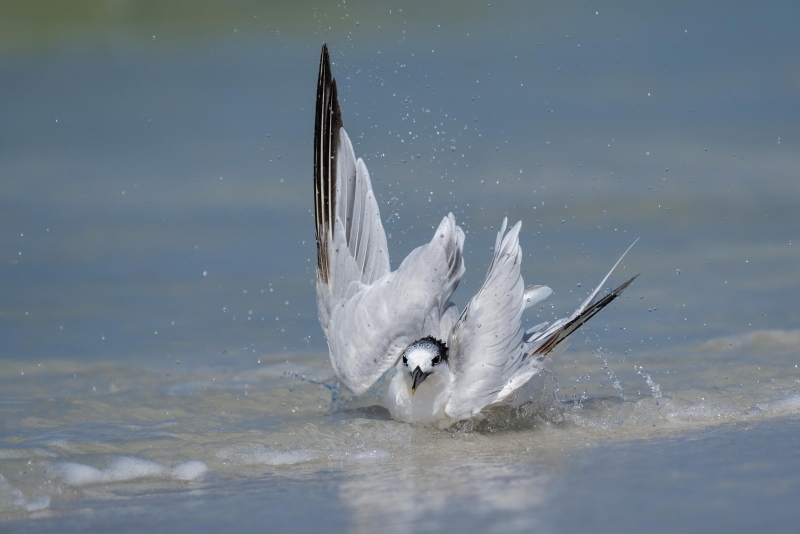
[
  {"left": 445, "top": 219, "right": 531, "bottom": 420},
  {"left": 314, "top": 44, "right": 391, "bottom": 334},
  {"left": 444, "top": 222, "right": 638, "bottom": 420},
  {"left": 314, "top": 44, "right": 465, "bottom": 394}
]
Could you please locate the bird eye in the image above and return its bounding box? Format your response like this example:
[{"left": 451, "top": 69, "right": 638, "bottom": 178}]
[
  {"left": 432, "top": 355, "right": 441, "bottom": 365},
  {"left": 402, "top": 354, "right": 408, "bottom": 365}
]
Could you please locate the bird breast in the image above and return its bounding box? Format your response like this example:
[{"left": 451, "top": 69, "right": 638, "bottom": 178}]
[{"left": 386, "top": 362, "right": 454, "bottom": 424}]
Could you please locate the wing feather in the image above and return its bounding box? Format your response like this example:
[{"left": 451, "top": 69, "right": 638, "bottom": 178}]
[
  {"left": 527, "top": 240, "right": 639, "bottom": 357},
  {"left": 445, "top": 219, "right": 529, "bottom": 419},
  {"left": 328, "top": 215, "right": 465, "bottom": 394},
  {"left": 445, "top": 225, "right": 638, "bottom": 420},
  {"left": 313, "top": 45, "right": 341, "bottom": 285},
  {"left": 314, "top": 45, "right": 465, "bottom": 394},
  {"left": 314, "top": 45, "right": 391, "bottom": 332}
]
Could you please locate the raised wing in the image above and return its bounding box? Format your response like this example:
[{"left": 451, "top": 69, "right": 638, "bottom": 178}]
[
  {"left": 527, "top": 240, "right": 639, "bottom": 357},
  {"left": 314, "top": 44, "right": 465, "bottom": 394},
  {"left": 314, "top": 44, "right": 391, "bottom": 335},
  {"left": 444, "top": 223, "right": 637, "bottom": 420},
  {"left": 445, "top": 219, "right": 530, "bottom": 420}
]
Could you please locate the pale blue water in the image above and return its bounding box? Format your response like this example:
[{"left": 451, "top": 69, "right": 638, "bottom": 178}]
[{"left": 2, "top": 1, "right": 800, "bottom": 531}]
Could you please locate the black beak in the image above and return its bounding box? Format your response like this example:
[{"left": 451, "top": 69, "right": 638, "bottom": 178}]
[{"left": 410, "top": 367, "right": 430, "bottom": 395}]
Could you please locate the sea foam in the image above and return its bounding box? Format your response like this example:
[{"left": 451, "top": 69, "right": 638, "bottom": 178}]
[{"left": 56, "top": 456, "right": 208, "bottom": 486}]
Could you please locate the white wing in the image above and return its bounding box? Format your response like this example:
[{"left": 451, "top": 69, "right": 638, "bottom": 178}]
[
  {"left": 314, "top": 45, "right": 465, "bottom": 394},
  {"left": 314, "top": 45, "right": 391, "bottom": 334},
  {"left": 445, "top": 219, "right": 531, "bottom": 420},
  {"left": 444, "top": 221, "right": 638, "bottom": 420}
]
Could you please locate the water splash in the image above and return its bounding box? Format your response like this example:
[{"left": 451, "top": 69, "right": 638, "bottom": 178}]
[
  {"left": 307, "top": 377, "right": 342, "bottom": 410},
  {"left": 635, "top": 365, "right": 663, "bottom": 398},
  {"left": 594, "top": 351, "right": 627, "bottom": 402}
]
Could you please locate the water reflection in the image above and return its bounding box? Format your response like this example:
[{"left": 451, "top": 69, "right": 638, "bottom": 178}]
[{"left": 339, "top": 453, "right": 553, "bottom": 533}]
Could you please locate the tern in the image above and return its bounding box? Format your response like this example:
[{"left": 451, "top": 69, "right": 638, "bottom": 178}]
[{"left": 313, "top": 44, "right": 637, "bottom": 424}]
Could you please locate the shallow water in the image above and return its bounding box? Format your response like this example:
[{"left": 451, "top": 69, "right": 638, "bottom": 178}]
[{"left": 2, "top": 1, "right": 800, "bottom": 531}]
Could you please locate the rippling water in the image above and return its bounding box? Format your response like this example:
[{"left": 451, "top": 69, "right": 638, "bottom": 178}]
[{"left": 2, "top": 1, "right": 799, "bottom": 531}]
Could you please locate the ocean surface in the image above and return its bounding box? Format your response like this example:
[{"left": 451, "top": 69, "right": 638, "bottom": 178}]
[{"left": 2, "top": 1, "right": 799, "bottom": 531}]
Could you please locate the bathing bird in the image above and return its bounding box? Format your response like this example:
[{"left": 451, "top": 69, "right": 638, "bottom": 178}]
[{"left": 313, "top": 44, "right": 637, "bottom": 424}]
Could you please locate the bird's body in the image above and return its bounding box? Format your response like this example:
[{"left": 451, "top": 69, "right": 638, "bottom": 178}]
[
  {"left": 313, "top": 44, "right": 637, "bottom": 424},
  {"left": 387, "top": 361, "right": 453, "bottom": 425}
]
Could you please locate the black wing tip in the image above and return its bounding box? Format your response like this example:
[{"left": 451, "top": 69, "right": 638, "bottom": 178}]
[
  {"left": 319, "top": 43, "right": 330, "bottom": 77},
  {"left": 570, "top": 272, "right": 639, "bottom": 329},
  {"left": 615, "top": 273, "right": 639, "bottom": 293},
  {"left": 534, "top": 272, "right": 639, "bottom": 356},
  {"left": 314, "top": 43, "right": 343, "bottom": 284},
  {"left": 318, "top": 44, "right": 343, "bottom": 130}
]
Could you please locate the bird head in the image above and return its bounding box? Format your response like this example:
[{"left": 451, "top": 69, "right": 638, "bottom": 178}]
[{"left": 400, "top": 336, "right": 449, "bottom": 394}]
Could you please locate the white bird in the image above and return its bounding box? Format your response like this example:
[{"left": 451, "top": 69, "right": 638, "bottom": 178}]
[{"left": 313, "top": 45, "right": 637, "bottom": 424}]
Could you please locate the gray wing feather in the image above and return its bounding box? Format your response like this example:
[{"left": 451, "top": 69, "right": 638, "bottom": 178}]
[
  {"left": 336, "top": 131, "right": 391, "bottom": 290},
  {"left": 315, "top": 44, "right": 391, "bottom": 336},
  {"left": 327, "top": 215, "right": 465, "bottom": 394},
  {"left": 523, "top": 285, "right": 552, "bottom": 309},
  {"left": 445, "top": 219, "right": 529, "bottom": 419},
  {"left": 314, "top": 45, "right": 465, "bottom": 394}
]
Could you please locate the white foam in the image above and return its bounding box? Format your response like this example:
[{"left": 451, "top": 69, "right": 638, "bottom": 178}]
[
  {"left": 57, "top": 463, "right": 106, "bottom": 485},
  {"left": 172, "top": 460, "right": 209, "bottom": 480},
  {"left": 216, "top": 445, "right": 319, "bottom": 466},
  {"left": 56, "top": 456, "right": 208, "bottom": 486},
  {"left": 0, "top": 473, "right": 50, "bottom": 514}
]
